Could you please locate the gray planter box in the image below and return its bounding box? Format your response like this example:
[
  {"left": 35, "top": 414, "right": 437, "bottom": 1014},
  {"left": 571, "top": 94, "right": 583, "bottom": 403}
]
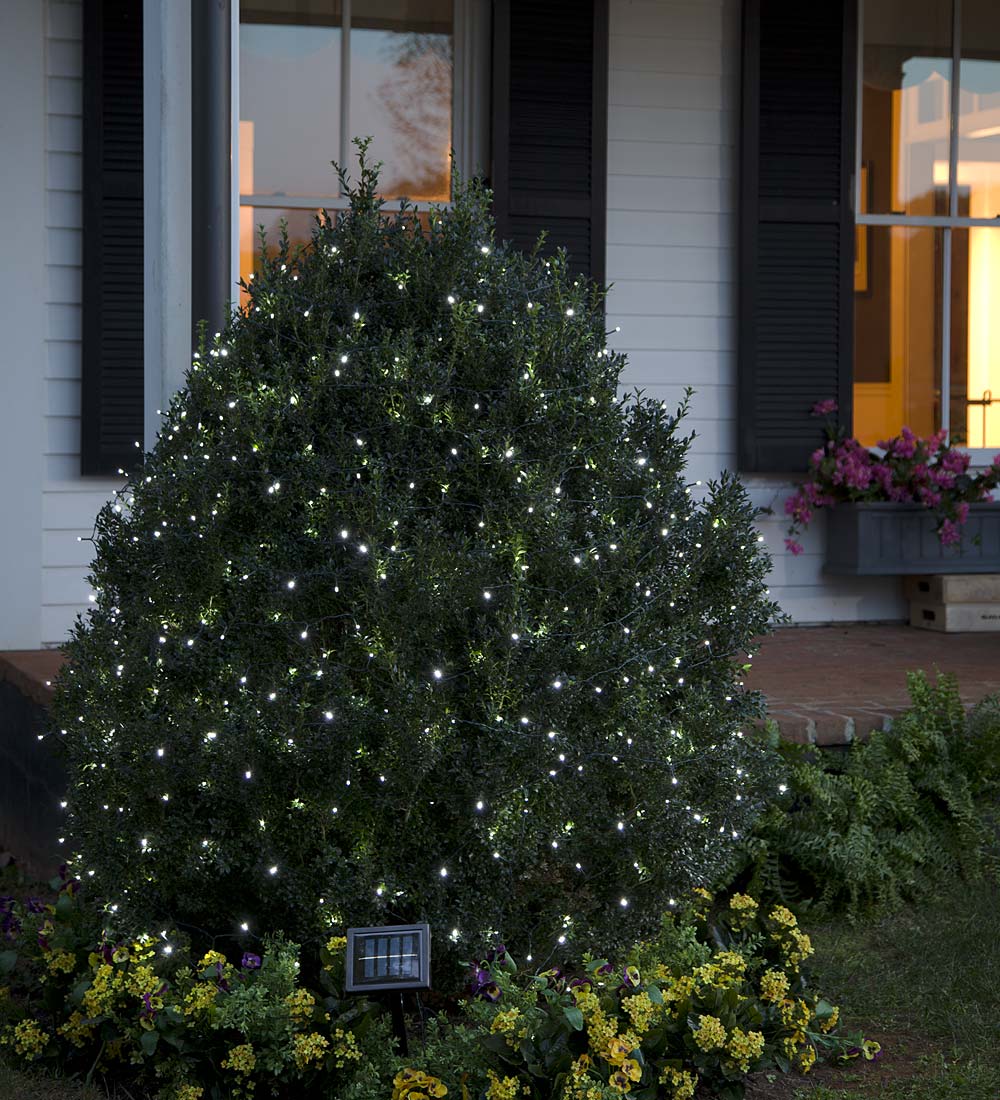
[{"left": 824, "top": 502, "right": 1000, "bottom": 575}]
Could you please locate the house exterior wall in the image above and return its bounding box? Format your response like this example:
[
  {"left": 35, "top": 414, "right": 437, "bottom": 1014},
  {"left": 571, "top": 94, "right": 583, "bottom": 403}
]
[
  {"left": 0, "top": 0, "right": 47, "bottom": 650},
  {"left": 43, "top": 0, "right": 122, "bottom": 647},
  {"left": 0, "top": 0, "right": 905, "bottom": 652},
  {"left": 605, "top": 0, "right": 906, "bottom": 624}
]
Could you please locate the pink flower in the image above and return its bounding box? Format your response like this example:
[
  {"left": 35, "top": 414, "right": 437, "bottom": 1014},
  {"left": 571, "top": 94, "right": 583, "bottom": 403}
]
[
  {"left": 939, "top": 449, "right": 970, "bottom": 474},
  {"left": 956, "top": 502, "right": 970, "bottom": 524},
  {"left": 784, "top": 538, "right": 805, "bottom": 556},
  {"left": 810, "top": 398, "right": 839, "bottom": 417},
  {"left": 939, "top": 519, "right": 961, "bottom": 546}
]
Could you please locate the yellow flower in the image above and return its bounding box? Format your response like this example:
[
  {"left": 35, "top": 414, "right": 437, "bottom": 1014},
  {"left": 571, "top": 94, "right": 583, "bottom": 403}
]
[
  {"left": 174, "top": 1087, "right": 204, "bottom": 1100},
  {"left": 620, "top": 1058, "right": 642, "bottom": 1083},
  {"left": 726, "top": 1028, "right": 765, "bottom": 1073},
  {"left": 285, "top": 987, "right": 316, "bottom": 1024},
  {"left": 46, "top": 949, "right": 77, "bottom": 976},
  {"left": 692, "top": 1014, "right": 727, "bottom": 1052},
  {"left": 221, "top": 1043, "right": 257, "bottom": 1076},
  {"left": 760, "top": 968, "right": 789, "bottom": 1004},
  {"left": 782, "top": 1031, "right": 807, "bottom": 1058},
  {"left": 586, "top": 1005, "right": 619, "bottom": 1059},
  {"left": 604, "top": 1035, "right": 635, "bottom": 1066},
  {"left": 292, "top": 1031, "right": 329, "bottom": 1069},
  {"left": 622, "top": 991, "right": 657, "bottom": 1035},
  {"left": 786, "top": 929, "right": 814, "bottom": 968},
  {"left": 663, "top": 974, "right": 695, "bottom": 1016},
  {"left": 729, "top": 893, "right": 759, "bottom": 925},
  {"left": 184, "top": 981, "right": 219, "bottom": 1017},
  {"left": 198, "top": 950, "right": 228, "bottom": 969},
  {"left": 609, "top": 1070, "right": 633, "bottom": 1093},
  {"left": 659, "top": 1067, "right": 698, "bottom": 1100},
  {"left": 691, "top": 887, "right": 713, "bottom": 912},
  {"left": 820, "top": 1005, "right": 840, "bottom": 1033},
  {"left": 485, "top": 1070, "right": 520, "bottom": 1100},
  {"left": 779, "top": 998, "right": 812, "bottom": 1030},
  {"left": 798, "top": 1045, "right": 817, "bottom": 1073},
  {"left": 332, "top": 1028, "right": 361, "bottom": 1067},
  {"left": 57, "top": 1011, "right": 94, "bottom": 1049},
  {"left": 490, "top": 1007, "right": 527, "bottom": 1049},
  {"left": 393, "top": 1068, "right": 448, "bottom": 1100},
  {"left": 82, "top": 963, "right": 117, "bottom": 1017},
  {"left": 326, "top": 935, "right": 347, "bottom": 953},
  {"left": 769, "top": 905, "right": 798, "bottom": 930},
  {"left": 6, "top": 1019, "right": 48, "bottom": 1061}
]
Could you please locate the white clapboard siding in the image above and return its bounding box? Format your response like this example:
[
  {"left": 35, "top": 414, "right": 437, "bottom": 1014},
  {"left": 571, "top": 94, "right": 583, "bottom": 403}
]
[
  {"left": 610, "top": 281, "right": 731, "bottom": 318},
  {"left": 43, "top": 529, "right": 96, "bottom": 569},
  {"left": 607, "top": 0, "right": 900, "bottom": 623},
  {"left": 609, "top": 140, "right": 732, "bottom": 180},
  {"left": 43, "top": 0, "right": 121, "bottom": 647}
]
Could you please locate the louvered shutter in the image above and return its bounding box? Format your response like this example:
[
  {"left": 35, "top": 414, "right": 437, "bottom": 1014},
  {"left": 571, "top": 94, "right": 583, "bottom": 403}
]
[
  {"left": 738, "top": 0, "right": 857, "bottom": 472},
  {"left": 492, "top": 0, "right": 608, "bottom": 283},
  {"left": 82, "top": 0, "right": 144, "bottom": 476}
]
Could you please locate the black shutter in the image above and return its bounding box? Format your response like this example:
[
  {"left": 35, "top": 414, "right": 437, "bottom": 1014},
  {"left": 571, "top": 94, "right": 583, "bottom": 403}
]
[
  {"left": 82, "top": 0, "right": 144, "bottom": 476},
  {"left": 738, "top": 0, "right": 857, "bottom": 472},
  {"left": 492, "top": 0, "right": 608, "bottom": 283}
]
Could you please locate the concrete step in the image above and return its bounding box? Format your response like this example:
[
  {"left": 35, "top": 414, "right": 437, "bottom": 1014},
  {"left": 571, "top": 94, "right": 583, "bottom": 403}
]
[{"left": 904, "top": 574, "right": 1000, "bottom": 603}]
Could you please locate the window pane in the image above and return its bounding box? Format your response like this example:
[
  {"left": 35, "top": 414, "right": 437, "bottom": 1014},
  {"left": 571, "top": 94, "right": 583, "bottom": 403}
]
[
  {"left": 861, "top": 0, "right": 952, "bottom": 215},
  {"left": 958, "top": 0, "right": 1000, "bottom": 219},
  {"left": 349, "top": 0, "right": 453, "bottom": 201},
  {"left": 240, "top": 2, "right": 343, "bottom": 198},
  {"left": 952, "top": 228, "right": 1000, "bottom": 447},
  {"left": 854, "top": 227, "right": 944, "bottom": 446}
]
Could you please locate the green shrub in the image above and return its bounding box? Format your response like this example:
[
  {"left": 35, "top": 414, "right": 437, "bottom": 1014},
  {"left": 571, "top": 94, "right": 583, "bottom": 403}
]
[
  {"left": 744, "top": 672, "right": 1000, "bottom": 916},
  {"left": 1, "top": 881, "right": 861, "bottom": 1100},
  {"left": 52, "top": 146, "right": 779, "bottom": 969}
]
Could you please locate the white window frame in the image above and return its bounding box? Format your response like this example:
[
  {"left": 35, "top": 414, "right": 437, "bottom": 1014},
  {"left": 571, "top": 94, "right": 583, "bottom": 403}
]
[
  {"left": 856, "top": 0, "right": 998, "bottom": 464},
  {"left": 230, "top": 0, "right": 489, "bottom": 293}
]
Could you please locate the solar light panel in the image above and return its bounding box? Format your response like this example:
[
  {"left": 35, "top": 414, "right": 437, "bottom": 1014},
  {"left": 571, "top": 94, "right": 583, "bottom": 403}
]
[{"left": 345, "top": 923, "right": 431, "bottom": 992}]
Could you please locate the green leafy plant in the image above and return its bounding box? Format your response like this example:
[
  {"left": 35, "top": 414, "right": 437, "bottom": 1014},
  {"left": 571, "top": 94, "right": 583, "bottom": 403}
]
[
  {"left": 1, "top": 885, "right": 863, "bottom": 1100},
  {"left": 405, "top": 890, "right": 864, "bottom": 1100},
  {"left": 52, "top": 144, "right": 779, "bottom": 971},
  {"left": 744, "top": 673, "right": 1000, "bottom": 916},
  {"left": 0, "top": 878, "right": 391, "bottom": 1099}
]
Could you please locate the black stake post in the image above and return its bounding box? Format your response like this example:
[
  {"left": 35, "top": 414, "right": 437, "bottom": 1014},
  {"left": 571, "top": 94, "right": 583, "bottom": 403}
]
[{"left": 388, "top": 992, "right": 409, "bottom": 1057}]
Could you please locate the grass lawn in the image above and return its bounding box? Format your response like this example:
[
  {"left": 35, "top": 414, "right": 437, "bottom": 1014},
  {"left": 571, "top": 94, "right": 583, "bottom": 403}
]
[
  {"left": 3, "top": 876, "right": 999, "bottom": 1099},
  {"left": 0, "top": 1061, "right": 102, "bottom": 1100},
  {"left": 749, "top": 876, "right": 1000, "bottom": 1099}
]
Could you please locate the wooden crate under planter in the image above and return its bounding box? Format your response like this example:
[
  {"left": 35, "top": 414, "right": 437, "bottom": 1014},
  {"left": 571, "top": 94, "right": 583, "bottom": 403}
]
[{"left": 824, "top": 502, "right": 1000, "bottom": 575}]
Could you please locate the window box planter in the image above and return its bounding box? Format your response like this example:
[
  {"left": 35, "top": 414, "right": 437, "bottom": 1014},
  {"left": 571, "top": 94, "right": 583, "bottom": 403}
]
[{"left": 824, "top": 502, "right": 1000, "bottom": 575}]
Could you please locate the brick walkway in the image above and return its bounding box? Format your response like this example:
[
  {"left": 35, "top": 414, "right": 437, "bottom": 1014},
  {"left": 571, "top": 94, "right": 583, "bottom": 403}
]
[
  {"left": 5, "top": 628, "right": 1000, "bottom": 748},
  {"left": 746, "top": 624, "right": 1000, "bottom": 744}
]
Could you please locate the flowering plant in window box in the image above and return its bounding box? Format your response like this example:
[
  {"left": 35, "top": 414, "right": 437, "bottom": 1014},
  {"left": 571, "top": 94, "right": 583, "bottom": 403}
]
[{"left": 784, "top": 399, "right": 1000, "bottom": 560}]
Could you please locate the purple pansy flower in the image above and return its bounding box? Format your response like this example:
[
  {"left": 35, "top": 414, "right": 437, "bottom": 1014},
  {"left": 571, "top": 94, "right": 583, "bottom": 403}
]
[{"left": 241, "top": 952, "right": 262, "bottom": 970}]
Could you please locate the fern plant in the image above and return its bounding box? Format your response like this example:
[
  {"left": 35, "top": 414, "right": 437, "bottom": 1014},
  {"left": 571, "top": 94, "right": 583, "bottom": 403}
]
[{"left": 743, "top": 672, "right": 1000, "bottom": 917}]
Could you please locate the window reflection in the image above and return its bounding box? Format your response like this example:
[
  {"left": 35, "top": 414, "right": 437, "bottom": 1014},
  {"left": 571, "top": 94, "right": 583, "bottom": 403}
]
[
  {"left": 861, "top": 0, "right": 952, "bottom": 215},
  {"left": 240, "top": 3, "right": 343, "bottom": 198},
  {"left": 854, "top": 227, "right": 942, "bottom": 445},
  {"left": 854, "top": 225, "right": 1000, "bottom": 449},
  {"left": 958, "top": 0, "right": 1000, "bottom": 220},
  {"left": 960, "top": 228, "right": 1000, "bottom": 446},
  {"left": 350, "top": 1, "right": 454, "bottom": 201}
]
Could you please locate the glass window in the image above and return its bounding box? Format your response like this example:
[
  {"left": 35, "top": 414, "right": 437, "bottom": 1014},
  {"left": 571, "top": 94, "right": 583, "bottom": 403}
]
[
  {"left": 854, "top": 227, "right": 943, "bottom": 443},
  {"left": 958, "top": 0, "right": 1000, "bottom": 219},
  {"left": 238, "top": 0, "right": 460, "bottom": 292},
  {"left": 855, "top": 0, "right": 1000, "bottom": 452},
  {"left": 860, "top": 0, "right": 952, "bottom": 215}
]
